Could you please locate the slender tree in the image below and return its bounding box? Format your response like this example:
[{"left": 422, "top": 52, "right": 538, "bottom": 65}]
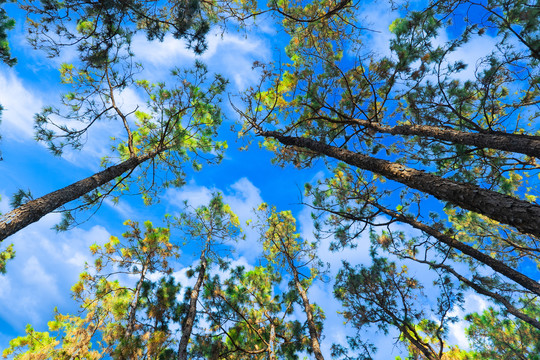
[
  {"left": 0, "top": 0, "right": 267, "bottom": 241},
  {"left": 174, "top": 194, "right": 242, "bottom": 360},
  {"left": 335, "top": 257, "right": 463, "bottom": 360},
  {"left": 198, "top": 264, "right": 314, "bottom": 359},
  {"left": 0, "top": 62, "right": 228, "bottom": 242},
  {"left": 3, "top": 219, "right": 179, "bottom": 359},
  {"left": 258, "top": 204, "right": 326, "bottom": 360}
]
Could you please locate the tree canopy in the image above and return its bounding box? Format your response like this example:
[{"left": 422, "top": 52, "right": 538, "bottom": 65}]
[{"left": 1, "top": 0, "right": 539, "bottom": 358}]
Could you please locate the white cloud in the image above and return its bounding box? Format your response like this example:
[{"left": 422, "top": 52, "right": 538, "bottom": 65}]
[
  {"left": 356, "top": 1, "right": 400, "bottom": 58},
  {"left": 433, "top": 29, "right": 499, "bottom": 82},
  {"left": 167, "top": 180, "right": 215, "bottom": 209},
  {"left": 0, "top": 216, "right": 110, "bottom": 333},
  {"left": 0, "top": 71, "right": 138, "bottom": 171},
  {"left": 447, "top": 292, "right": 488, "bottom": 348},
  {"left": 166, "top": 177, "right": 264, "bottom": 260},
  {"left": 0, "top": 192, "right": 9, "bottom": 214},
  {"left": 104, "top": 198, "right": 137, "bottom": 220},
  {"left": 0, "top": 71, "right": 43, "bottom": 140},
  {"left": 132, "top": 29, "right": 270, "bottom": 90}
]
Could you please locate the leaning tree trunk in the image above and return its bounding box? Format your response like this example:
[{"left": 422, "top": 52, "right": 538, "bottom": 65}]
[
  {"left": 369, "top": 204, "right": 540, "bottom": 296},
  {"left": 343, "top": 118, "right": 540, "bottom": 158},
  {"left": 414, "top": 258, "right": 540, "bottom": 330},
  {"left": 287, "top": 260, "right": 325, "bottom": 360},
  {"left": 177, "top": 253, "right": 207, "bottom": 360},
  {"left": 0, "top": 150, "right": 162, "bottom": 242},
  {"left": 263, "top": 132, "right": 540, "bottom": 238}
]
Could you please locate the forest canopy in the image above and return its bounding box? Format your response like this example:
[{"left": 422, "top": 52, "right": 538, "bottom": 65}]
[{"left": 0, "top": 0, "right": 539, "bottom": 358}]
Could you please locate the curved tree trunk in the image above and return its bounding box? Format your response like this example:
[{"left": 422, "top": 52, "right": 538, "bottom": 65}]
[
  {"left": 0, "top": 150, "right": 161, "bottom": 242},
  {"left": 343, "top": 118, "right": 540, "bottom": 158},
  {"left": 177, "top": 254, "right": 207, "bottom": 360},
  {"left": 263, "top": 132, "right": 540, "bottom": 237}
]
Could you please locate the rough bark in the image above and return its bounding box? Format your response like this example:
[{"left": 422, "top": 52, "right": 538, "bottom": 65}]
[
  {"left": 371, "top": 204, "right": 540, "bottom": 296},
  {"left": 177, "top": 254, "right": 207, "bottom": 360},
  {"left": 126, "top": 262, "right": 149, "bottom": 336},
  {"left": 288, "top": 261, "right": 324, "bottom": 360},
  {"left": 0, "top": 150, "right": 161, "bottom": 242},
  {"left": 263, "top": 131, "right": 540, "bottom": 237},
  {"left": 345, "top": 118, "right": 540, "bottom": 158}
]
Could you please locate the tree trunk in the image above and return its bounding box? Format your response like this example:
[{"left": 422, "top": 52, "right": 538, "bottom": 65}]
[
  {"left": 371, "top": 204, "right": 540, "bottom": 296},
  {"left": 344, "top": 118, "right": 540, "bottom": 158},
  {"left": 268, "top": 322, "right": 276, "bottom": 360},
  {"left": 177, "top": 254, "right": 207, "bottom": 360},
  {"left": 264, "top": 132, "right": 540, "bottom": 237},
  {"left": 126, "top": 262, "right": 149, "bottom": 336},
  {"left": 0, "top": 150, "right": 160, "bottom": 242},
  {"left": 394, "top": 320, "right": 438, "bottom": 360},
  {"left": 288, "top": 262, "right": 324, "bottom": 360},
  {"left": 414, "top": 258, "right": 540, "bottom": 330}
]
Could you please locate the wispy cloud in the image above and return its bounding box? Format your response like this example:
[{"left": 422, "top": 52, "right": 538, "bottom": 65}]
[
  {"left": 165, "top": 177, "right": 264, "bottom": 260},
  {"left": 132, "top": 29, "right": 271, "bottom": 91},
  {"left": 0, "top": 70, "right": 43, "bottom": 140},
  {"left": 0, "top": 216, "right": 110, "bottom": 333}
]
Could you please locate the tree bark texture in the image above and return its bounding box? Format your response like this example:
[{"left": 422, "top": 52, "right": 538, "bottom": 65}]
[
  {"left": 177, "top": 256, "right": 207, "bottom": 360},
  {"left": 288, "top": 262, "right": 325, "bottom": 360},
  {"left": 264, "top": 132, "right": 540, "bottom": 238},
  {"left": 0, "top": 151, "right": 159, "bottom": 242},
  {"left": 373, "top": 204, "right": 540, "bottom": 296},
  {"left": 347, "top": 118, "right": 540, "bottom": 158}
]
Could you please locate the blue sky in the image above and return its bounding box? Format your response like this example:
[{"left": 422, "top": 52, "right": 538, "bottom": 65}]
[{"left": 0, "top": 0, "right": 502, "bottom": 357}]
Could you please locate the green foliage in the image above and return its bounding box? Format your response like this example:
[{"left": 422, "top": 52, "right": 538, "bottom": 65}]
[
  {"left": 9, "top": 189, "right": 33, "bottom": 208},
  {"left": 0, "top": 0, "right": 16, "bottom": 66},
  {"left": 0, "top": 243, "right": 14, "bottom": 274},
  {"left": 4, "top": 219, "right": 179, "bottom": 359},
  {"left": 464, "top": 300, "right": 540, "bottom": 360},
  {"left": 197, "top": 264, "right": 312, "bottom": 359},
  {"left": 240, "top": 1, "right": 540, "bottom": 357},
  {"left": 24, "top": 0, "right": 212, "bottom": 67}
]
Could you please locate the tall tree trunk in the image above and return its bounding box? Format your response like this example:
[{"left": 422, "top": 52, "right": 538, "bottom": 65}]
[
  {"left": 177, "top": 253, "right": 207, "bottom": 360},
  {"left": 126, "top": 262, "right": 149, "bottom": 336},
  {"left": 268, "top": 322, "right": 276, "bottom": 360},
  {"left": 0, "top": 150, "right": 161, "bottom": 242},
  {"left": 263, "top": 131, "right": 540, "bottom": 237},
  {"left": 342, "top": 118, "right": 540, "bottom": 158},
  {"left": 365, "top": 204, "right": 540, "bottom": 296},
  {"left": 288, "top": 261, "right": 325, "bottom": 360}
]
